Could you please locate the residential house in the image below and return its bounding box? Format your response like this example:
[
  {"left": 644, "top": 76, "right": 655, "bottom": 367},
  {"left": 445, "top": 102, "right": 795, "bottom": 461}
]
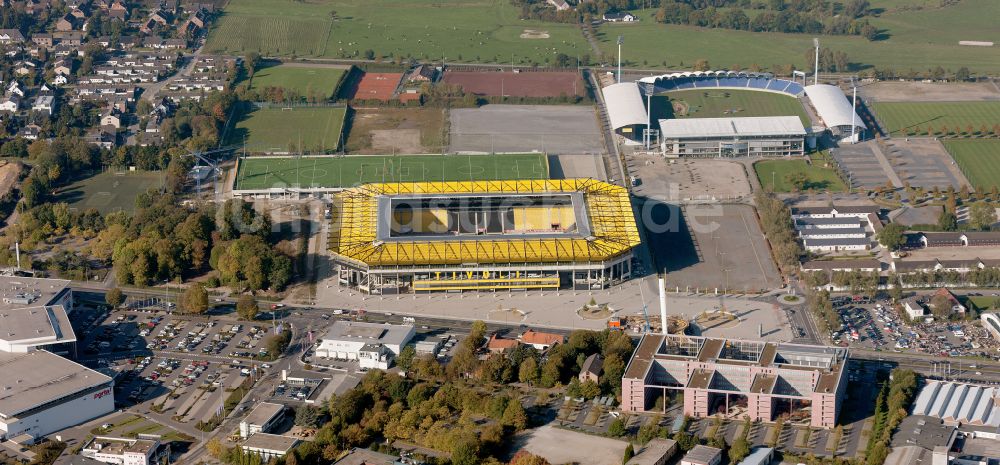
[
  {"left": 0, "top": 29, "right": 25, "bottom": 44},
  {"left": 53, "top": 31, "right": 84, "bottom": 46},
  {"left": 578, "top": 353, "right": 603, "bottom": 383},
  {"left": 54, "top": 58, "right": 74, "bottom": 76},
  {"left": 54, "top": 74, "right": 69, "bottom": 85},
  {"left": 0, "top": 94, "right": 21, "bottom": 112},
  {"left": 519, "top": 330, "right": 564, "bottom": 351},
  {"left": 930, "top": 287, "right": 966, "bottom": 316},
  {"left": 188, "top": 8, "right": 207, "bottom": 28},
  {"left": 32, "top": 95, "right": 55, "bottom": 114},
  {"left": 108, "top": 1, "right": 128, "bottom": 20},
  {"left": 56, "top": 13, "right": 77, "bottom": 32},
  {"left": 101, "top": 109, "right": 122, "bottom": 128},
  {"left": 19, "top": 124, "right": 41, "bottom": 140},
  {"left": 150, "top": 10, "right": 171, "bottom": 26},
  {"left": 547, "top": 0, "right": 570, "bottom": 10},
  {"left": 84, "top": 126, "right": 116, "bottom": 149},
  {"left": 32, "top": 33, "right": 54, "bottom": 48},
  {"left": 69, "top": 7, "right": 88, "bottom": 21},
  {"left": 903, "top": 297, "right": 927, "bottom": 321},
  {"left": 486, "top": 334, "right": 519, "bottom": 354},
  {"left": 603, "top": 12, "right": 637, "bottom": 22},
  {"left": 7, "top": 81, "right": 24, "bottom": 97},
  {"left": 13, "top": 60, "right": 37, "bottom": 76}
]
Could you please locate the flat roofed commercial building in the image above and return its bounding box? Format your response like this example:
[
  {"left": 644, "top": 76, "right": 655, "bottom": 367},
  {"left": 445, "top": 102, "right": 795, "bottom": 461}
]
[
  {"left": 316, "top": 321, "right": 415, "bottom": 359},
  {"left": 0, "top": 350, "right": 114, "bottom": 441},
  {"left": 658, "top": 116, "right": 805, "bottom": 158},
  {"left": 0, "top": 305, "right": 76, "bottom": 353},
  {"left": 622, "top": 334, "right": 848, "bottom": 428},
  {"left": 239, "top": 402, "right": 285, "bottom": 439},
  {"left": 331, "top": 179, "right": 640, "bottom": 293},
  {"left": 80, "top": 435, "right": 162, "bottom": 465},
  {"left": 681, "top": 445, "right": 722, "bottom": 465},
  {"left": 241, "top": 433, "right": 299, "bottom": 460},
  {"left": 625, "top": 438, "right": 677, "bottom": 465}
]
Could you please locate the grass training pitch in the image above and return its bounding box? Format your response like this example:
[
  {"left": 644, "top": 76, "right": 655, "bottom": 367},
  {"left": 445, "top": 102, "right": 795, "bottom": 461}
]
[
  {"left": 652, "top": 89, "right": 810, "bottom": 127},
  {"left": 56, "top": 171, "right": 164, "bottom": 215},
  {"left": 234, "top": 153, "right": 550, "bottom": 190},
  {"left": 205, "top": 0, "right": 588, "bottom": 65},
  {"left": 247, "top": 64, "right": 346, "bottom": 99},
  {"left": 942, "top": 139, "right": 1000, "bottom": 191},
  {"left": 227, "top": 106, "right": 346, "bottom": 153},
  {"left": 754, "top": 157, "right": 847, "bottom": 193},
  {"left": 871, "top": 101, "right": 1000, "bottom": 135}
]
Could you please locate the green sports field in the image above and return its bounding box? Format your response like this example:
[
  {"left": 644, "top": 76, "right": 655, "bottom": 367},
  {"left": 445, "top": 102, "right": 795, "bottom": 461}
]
[
  {"left": 942, "top": 139, "right": 1000, "bottom": 191},
  {"left": 234, "top": 154, "right": 550, "bottom": 190},
  {"left": 754, "top": 157, "right": 847, "bottom": 193},
  {"left": 205, "top": 0, "right": 588, "bottom": 64},
  {"left": 248, "top": 64, "right": 346, "bottom": 100},
  {"left": 871, "top": 102, "right": 1000, "bottom": 135},
  {"left": 227, "top": 106, "right": 346, "bottom": 153},
  {"left": 652, "top": 89, "right": 810, "bottom": 127}
]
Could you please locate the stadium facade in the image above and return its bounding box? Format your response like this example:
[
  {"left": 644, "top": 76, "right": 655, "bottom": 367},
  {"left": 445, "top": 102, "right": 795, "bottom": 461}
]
[
  {"left": 329, "top": 179, "right": 641, "bottom": 293},
  {"left": 658, "top": 116, "right": 806, "bottom": 158},
  {"left": 622, "top": 334, "right": 848, "bottom": 428}
]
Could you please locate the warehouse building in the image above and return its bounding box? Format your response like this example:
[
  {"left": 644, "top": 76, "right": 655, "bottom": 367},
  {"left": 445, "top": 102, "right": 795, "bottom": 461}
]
[
  {"left": 241, "top": 433, "right": 299, "bottom": 461},
  {"left": 315, "top": 321, "right": 415, "bottom": 369},
  {"left": 912, "top": 381, "right": 1000, "bottom": 427},
  {"left": 330, "top": 180, "right": 641, "bottom": 293},
  {"left": 239, "top": 402, "right": 286, "bottom": 439},
  {"left": 658, "top": 116, "right": 806, "bottom": 158},
  {"left": 80, "top": 435, "right": 164, "bottom": 465},
  {"left": 0, "top": 350, "right": 115, "bottom": 442},
  {"left": 621, "top": 334, "right": 848, "bottom": 428}
]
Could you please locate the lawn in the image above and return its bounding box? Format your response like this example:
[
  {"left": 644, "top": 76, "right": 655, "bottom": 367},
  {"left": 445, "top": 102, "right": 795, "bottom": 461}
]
[
  {"left": 871, "top": 102, "right": 1000, "bottom": 135},
  {"left": 248, "top": 64, "right": 347, "bottom": 100},
  {"left": 754, "top": 158, "right": 847, "bottom": 192},
  {"left": 651, "top": 89, "right": 810, "bottom": 127},
  {"left": 227, "top": 106, "right": 347, "bottom": 153},
  {"left": 55, "top": 171, "right": 165, "bottom": 215},
  {"left": 234, "top": 153, "right": 550, "bottom": 190},
  {"left": 597, "top": 0, "right": 1000, "bottom": 73},
  {"left": 205, "top": 0, "right": 589, "bottom": 64},
  {"left": 942, "top": 139, "right": 1000, "bottom": 191}
]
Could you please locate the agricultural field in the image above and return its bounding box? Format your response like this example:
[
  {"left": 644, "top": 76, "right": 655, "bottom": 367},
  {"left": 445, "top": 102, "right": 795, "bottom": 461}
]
[
  {"left": 247, "top": 63, "right": 347, "bottom": 100},
  {"left": 652, "top": 89, "right": 810, "bottom": 127},
  {"left": 870, "top": 102, "right": 1000, "bottom": 135},
  {"left": 942, "top": 139, "right": 1000, "bottom": 191},
  {"left": 233, "top": 153, "right": 549, "bottom": 190},
  {"left": 598, "top": 0, "right": 1000, "bottom": 73},
  {"left": 205, "top": 0, "right": 589, "bottom": 64},
  {"left": 56, "top": 171, "right": 165, "bottom": 215},
  {"left": 754, "top": 157, "right": 847, "bottom": 193},
  {"left": 227, "top": 106, "right": 347, "bottom": 153}
]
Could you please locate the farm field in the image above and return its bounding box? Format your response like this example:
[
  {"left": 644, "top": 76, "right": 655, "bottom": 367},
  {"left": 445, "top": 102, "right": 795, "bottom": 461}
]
[
  {"left": 248, "top": 64, "right": 347, "bottom": 99},
  {"left": 870, "top": 102, "right": 1000, "bottom": 135},
  {"left": 942, "top": 139, "right": 1000, "bottom": 191},
  {"left": 652, "top": 89, "right": 810, "bottom": 127},
  {"left": 227, "top": 106, "right": 347, "bottom": 153},
  {"left": 754, "top": 158, "right": 847, "bottom": 193},
  {"left": 205, "top": 0, "right": 589, "bottom": 64},
  {"left": 234, "top": 153, "right": 549, "bottom": 190},
  {"left": 598, "top": 0, "right": 1000, "bottom": 73},
  {"left": 56, "top": 171, "right": 165, "bottom": 215}
]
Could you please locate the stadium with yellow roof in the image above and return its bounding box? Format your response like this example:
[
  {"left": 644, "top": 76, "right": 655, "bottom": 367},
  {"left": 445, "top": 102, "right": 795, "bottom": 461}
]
[{"left": 329, "top": 179, "right": 641, "bottom": 293}]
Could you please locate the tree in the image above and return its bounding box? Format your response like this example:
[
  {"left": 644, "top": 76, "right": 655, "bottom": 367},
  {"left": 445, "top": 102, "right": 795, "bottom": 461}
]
[
  {"left": 396, "top": 345, "right": 416, "bottom": 372},
  {"left": 105, "top": 288, "right": 124, "bottom": 308},
  {"left": 608, "top": 418, "right": 626, "bottom": 437},
  {"left": 930, "top": 293, "right": 954, "bottom": 319},
  {"left": 785, "top": 172, "right": 809, "bottom": 191},
  {"left": 244, "top": 52, "right": 261, "bottom": 75},
  {"left": 236, "top": 294, "right": 258, "bottom": 320},
  {"left": 969, "top": 202, "right": 997, "bottom": 230},
  {"left": 692, "top": 59, "right": 710, "bottom": 71},
  {"left": 956, "top": 67, "right": 971, "bottom": 81},
  {"left": 623, "top": 443, "right": 634, "bottom": 464},
  {"left": 729, "top": 437, "right": 751, "bottom": 462},
  {"left": 518, "top": 357, "right": 539, "bottom": 385},
  {"left": 294, "top": 405, "right": 321, "bottom": 428},
  {"left": 877, "top": 222, "right": 906, "bottom": 251},
  {"left": 674, "top": 431, "right": 699, "bottom": 451},
  {"left": 580, "top": 380, "right": 601, "bottom": 399},
  {"left": 938, "top": 211, "right": 958, "bottom": 231},
  {"left": 182, "top": 284, "right": 209, "bottom": 314},
  {"left": 451, "top": 437, "right": 480, "bottom": 465}
]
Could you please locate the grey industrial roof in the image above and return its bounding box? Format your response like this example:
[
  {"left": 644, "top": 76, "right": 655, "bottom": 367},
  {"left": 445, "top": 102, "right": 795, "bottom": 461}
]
[
  {"left": 658, "top": 116, "right": 805, "bottom": 139},
  {"left": 321, "top": 321, "right": 413, "bottom": 346},
  {"left": 0, "top": 351, "right": 112, "bottom": 417},
  {"left": 242, "top": 402, "right": 284, "bottom": 426},
  {"left": 798, "top": 227, "right": 866, "bottom": 237},
  {"left": 682, "top": 445, "right": 722, "bottom": 465},
  {"left": 736, "top": 447, "right": 774, "bottom": 465},
  {"left": 242, "top": 433, "right": 299, "bottom": 452},
  {"left": 602, "top": 82, "right": 648, "bottom": 130},
  {"left": 912, "top": 381, "right": 1000, "bottom": 427},
  {"left": 0, "top": 305, "right": 75, "bottom": 345},
  {"left": 333, "top": 448, "right": 400, "bottom": 465},
  {"left": 625, "top": 438, "right": 677, "bottom": 465},
  {"left": 803, "top": 237, "right": 871, "bottom": 247},
  {"left": 0, "top": 276, "right": 71, "bottom": 310},
  {"left": 804, "top": 84, "right": 865, "bottom": 130}
]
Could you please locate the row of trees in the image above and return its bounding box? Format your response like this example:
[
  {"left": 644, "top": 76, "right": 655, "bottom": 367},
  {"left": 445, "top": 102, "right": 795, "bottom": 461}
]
[
  {"left": 865, "top": 369, "right": 917, "bottom": 465},
  {"left": 656, "top": 1, "right": 877, "bottom": 39},
  {"left": 754, "top": 191, "right": 802, "bottom": 272},
  {"left": 898, "top": 267, "right": 1000, "bottom": 288}
]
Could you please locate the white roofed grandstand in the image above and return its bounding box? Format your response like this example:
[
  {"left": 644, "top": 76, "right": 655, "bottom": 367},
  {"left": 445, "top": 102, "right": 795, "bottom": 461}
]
[
  {"left": 658, "top": 116, "right": 806, "bottom": 139},
  {"left": 912, "top": 380, "right": 1000, "bottom": 427},
  {"left": 602, "top": 82, "right": 647, "bottom": 136},
  {"left": 638, "top": 70, "right": 805, "bottom": 97},
  {"left": 804, "top": 84, "right": 865, "bottom": 135}
]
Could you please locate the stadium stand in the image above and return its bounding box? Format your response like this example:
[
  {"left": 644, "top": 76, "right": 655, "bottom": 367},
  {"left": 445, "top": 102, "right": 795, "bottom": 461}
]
[
  {"left": 804, "top": 84, "right": 865, "bottom": 137},
  {"left": 602, "top": 83, "right": 648, "bottom": 142},
  {"left": 639, "top": 71, "right": 805, "bottom": 97}
]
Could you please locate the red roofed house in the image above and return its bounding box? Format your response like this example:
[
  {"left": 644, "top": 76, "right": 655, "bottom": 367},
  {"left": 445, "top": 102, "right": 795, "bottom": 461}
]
[
  {"left": 486, "top": 334, "right": 519, "bottom": 354},
  {"left": 519, "top": 330, "right": 564, "bottom": 351}
]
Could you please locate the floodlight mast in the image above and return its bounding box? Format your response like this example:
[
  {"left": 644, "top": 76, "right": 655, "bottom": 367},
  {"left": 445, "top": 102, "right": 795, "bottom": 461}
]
[
  {"left": 617, "top": 35, "right": 623, "bottom": 84},
  {"left": 813, "top": 38, "right": 820, "bottom": 86}
]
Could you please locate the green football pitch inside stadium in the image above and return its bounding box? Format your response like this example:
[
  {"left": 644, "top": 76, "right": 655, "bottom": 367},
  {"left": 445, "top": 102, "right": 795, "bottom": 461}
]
[{"left": 234, "top": 154, "right": 550, "bottom": 190}]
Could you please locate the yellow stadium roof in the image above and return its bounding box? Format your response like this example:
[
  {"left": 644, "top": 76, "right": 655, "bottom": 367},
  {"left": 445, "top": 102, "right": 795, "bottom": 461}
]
[{"left": 329, "top": 179, "right": 641, "bottom": 268}]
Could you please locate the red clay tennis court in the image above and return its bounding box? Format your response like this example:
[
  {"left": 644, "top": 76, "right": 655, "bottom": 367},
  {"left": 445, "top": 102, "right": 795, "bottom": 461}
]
[
  {"left": 347, "top": 72, "right": 403, "bottom": 101},
  {"left": 443, "top": 71, "right": 585, "bottom": 98}
]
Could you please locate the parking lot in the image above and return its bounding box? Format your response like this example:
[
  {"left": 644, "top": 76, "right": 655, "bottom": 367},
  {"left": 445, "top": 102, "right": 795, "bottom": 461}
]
[
  {"left": 829, "top": 142, "right": 893, "bottom": 190},
  {"left": 880, "top": 138, "right": 969, "bottom": 191},
  {"left": 448, "top": 104, "right": 604, "bottom": 154}
]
